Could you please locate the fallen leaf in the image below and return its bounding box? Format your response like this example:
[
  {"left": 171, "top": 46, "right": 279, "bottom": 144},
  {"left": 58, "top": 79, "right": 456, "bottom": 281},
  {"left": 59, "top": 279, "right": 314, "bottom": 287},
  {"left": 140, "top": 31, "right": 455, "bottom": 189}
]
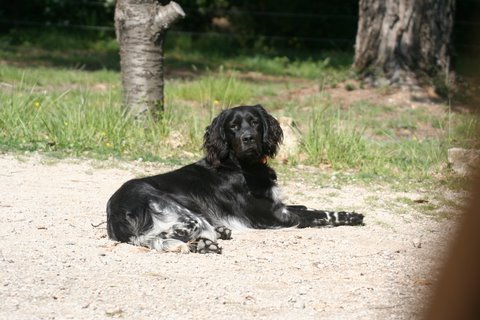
[
  {"left": 413, "top": 199, "right": 429, "bottom": 204},
  {"left": 414, "top": 278, "right": 433, "bottom": 286}
]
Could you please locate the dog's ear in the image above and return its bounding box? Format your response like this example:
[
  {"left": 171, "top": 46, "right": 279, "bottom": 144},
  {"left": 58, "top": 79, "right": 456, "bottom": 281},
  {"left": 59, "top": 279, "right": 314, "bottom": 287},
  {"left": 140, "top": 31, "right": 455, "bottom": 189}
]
[
  {"left": 203, "top": 110, "right": 230, "bottom": 167},
  {"left": 255, "top": 104, "right": 283, "bottom": 158}
]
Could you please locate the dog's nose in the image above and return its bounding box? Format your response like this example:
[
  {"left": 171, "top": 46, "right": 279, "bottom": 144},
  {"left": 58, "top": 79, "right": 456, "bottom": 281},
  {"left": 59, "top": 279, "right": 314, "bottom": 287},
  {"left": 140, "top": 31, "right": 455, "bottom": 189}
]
[{"left": 241, "top": 133, "right": 255, "bottom": 144}]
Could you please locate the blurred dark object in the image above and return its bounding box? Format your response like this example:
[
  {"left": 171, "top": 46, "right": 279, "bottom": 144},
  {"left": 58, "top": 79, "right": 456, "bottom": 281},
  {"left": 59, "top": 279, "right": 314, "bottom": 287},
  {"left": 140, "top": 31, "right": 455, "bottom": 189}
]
[{"left": 423, "top": 166, "right": 480, "bottom": 319}]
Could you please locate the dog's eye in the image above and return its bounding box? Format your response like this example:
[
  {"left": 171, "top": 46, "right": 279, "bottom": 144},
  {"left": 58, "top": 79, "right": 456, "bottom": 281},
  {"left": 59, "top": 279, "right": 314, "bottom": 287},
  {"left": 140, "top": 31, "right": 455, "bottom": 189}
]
[
  {"left": 230, "top": 124, "right": 239, "bottom": 131},
  {"left": 251, "top": 119, "right": 259, "bottom": 126}
]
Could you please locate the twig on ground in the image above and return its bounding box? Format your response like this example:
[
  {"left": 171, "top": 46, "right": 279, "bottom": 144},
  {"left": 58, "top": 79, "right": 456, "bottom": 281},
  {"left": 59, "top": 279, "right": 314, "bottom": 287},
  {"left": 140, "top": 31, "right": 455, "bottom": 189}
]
[{"left": 91, "top": 221, "right": 106, "bottom": 228}]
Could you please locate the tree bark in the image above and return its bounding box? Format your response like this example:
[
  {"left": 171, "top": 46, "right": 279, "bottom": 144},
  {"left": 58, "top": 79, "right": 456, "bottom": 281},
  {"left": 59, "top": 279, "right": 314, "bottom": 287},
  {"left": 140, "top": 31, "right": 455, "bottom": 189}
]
[
  {"left": 115, "top": 0, "right": 185, "bottom": 120},
  {"left": 353, "top": 0, "right": 456, "bottom": 88}
]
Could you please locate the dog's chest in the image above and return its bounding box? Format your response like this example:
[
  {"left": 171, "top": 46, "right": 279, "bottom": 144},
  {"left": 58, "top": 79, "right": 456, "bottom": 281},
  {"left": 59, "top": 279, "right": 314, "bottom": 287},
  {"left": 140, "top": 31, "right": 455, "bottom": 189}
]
[{"left": 242, "top": 169, "right": 276, "bottom": 201}]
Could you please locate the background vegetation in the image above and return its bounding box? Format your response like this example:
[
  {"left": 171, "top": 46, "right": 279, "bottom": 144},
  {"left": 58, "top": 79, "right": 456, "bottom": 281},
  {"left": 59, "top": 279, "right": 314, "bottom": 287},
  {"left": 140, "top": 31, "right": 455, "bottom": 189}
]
[
  {"left": 0, "top": 0, "right": 479, "bottom": 52},
  {"left": 0, "top": 1, "right": 479, "bottom": 192}
]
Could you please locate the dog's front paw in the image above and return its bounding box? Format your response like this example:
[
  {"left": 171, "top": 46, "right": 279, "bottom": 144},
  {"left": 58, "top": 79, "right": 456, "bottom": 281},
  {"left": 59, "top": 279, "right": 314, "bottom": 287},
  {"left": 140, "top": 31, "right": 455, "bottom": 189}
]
[
  {"left": 191, "top": 238, "right": 223, "bottom": 254},
  {"left": 215, "top": 226, "right": 232, "bottom": 240},
  {"left": 350, "top": 212, "right": 365, "bottom": 225}
]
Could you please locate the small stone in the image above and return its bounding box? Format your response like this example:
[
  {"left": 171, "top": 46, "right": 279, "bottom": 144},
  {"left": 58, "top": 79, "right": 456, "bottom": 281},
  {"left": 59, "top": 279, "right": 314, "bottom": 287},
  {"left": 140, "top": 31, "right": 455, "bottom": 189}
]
[
  {"left": 412, "top": 239, "right": 422, "bottom": 248},
  {"left": 276, "top": 117, "right": 300, "bottom": 161},
  {"left": 105, "top": 307, "right": 123, "bottom": 316},
  {"left": 295, "top": 301, "right": 306, "bottom": 309}
]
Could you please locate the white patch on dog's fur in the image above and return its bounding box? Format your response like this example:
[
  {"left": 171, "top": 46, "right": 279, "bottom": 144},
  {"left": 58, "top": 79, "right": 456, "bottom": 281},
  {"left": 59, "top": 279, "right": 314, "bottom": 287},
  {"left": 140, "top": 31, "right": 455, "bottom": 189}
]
[
  {"left": 130, "top": 200, "right": 219, "bottom": 250},
  {"left": 196, "top": 217, "right": 218, "bottom": 241},
  {"left": 271, "top": 186, "right": 284, "bottom": 203},
  {"left": 220, "top": 216, "right": 251, "bottom": 230},
  {"left": 129, "top": 202, "right": 184, "bottom": 249},
  {"left": 129, "top": 215, "right": 176, "bottom": 248},
  {"left": 150, "top": 201, "right": 181, "bottom": 228},
  {"left": 153, "top": 239, "right": 190, "bottom": 253}
]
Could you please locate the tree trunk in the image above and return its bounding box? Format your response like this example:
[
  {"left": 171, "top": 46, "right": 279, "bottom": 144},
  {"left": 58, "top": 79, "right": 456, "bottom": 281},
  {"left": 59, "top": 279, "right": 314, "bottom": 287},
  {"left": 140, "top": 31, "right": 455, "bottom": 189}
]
[
  {"left": 115, "top": 0, "right": 185, "bottom": 120},
  {"left": 353, "top": 0, "right": 456, "bottom": 89}
]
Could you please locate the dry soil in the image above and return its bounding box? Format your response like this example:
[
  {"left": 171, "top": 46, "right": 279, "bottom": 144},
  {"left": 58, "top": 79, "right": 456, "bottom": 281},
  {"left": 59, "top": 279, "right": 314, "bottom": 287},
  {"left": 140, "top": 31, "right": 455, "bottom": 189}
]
[{"left": 0, "top": 153, "right": 461, "bottom": 319}]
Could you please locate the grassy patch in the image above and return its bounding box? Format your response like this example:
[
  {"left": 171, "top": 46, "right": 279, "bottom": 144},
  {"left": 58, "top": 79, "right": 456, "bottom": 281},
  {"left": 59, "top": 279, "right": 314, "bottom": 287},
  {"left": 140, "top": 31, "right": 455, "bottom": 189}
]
[
  {"left": 301, "top": 105, "right": 367, "bottom": 169},
  {"left": 167, "top": 72, "right": 257, "bottom": 108},
  {"left": 0, "top": 30, "right": 478, "bottom": 191}
]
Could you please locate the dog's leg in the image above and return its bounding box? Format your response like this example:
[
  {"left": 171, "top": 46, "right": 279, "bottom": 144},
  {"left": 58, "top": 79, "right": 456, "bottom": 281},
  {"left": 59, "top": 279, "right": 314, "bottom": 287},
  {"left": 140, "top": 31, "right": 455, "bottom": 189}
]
[
  {"left": 152, "top": 238, "right": 191, "bottom": 253},
  {"left": 286, "top": 206, "right": 364, "bottom": 227},
  {"left": 189, "top": 238, "right": 223, "bottom": 254},
  {"left": 183, "top": 226, "right": 230, "bottom": 254},
  {"left": 130, "top": 235, "right": 190, "bottom": 253},
  {"left": 132, "top": 221, "right": 223, "bottom": 254},
  {"left": 214, "top": 226, "right": 232, "bottom": 240},
  {"left": 168, "top": 218, "right": 225, "bottom": 254},
  {"left": 130, "top": 212, "right": 220, "bottom": 253}
]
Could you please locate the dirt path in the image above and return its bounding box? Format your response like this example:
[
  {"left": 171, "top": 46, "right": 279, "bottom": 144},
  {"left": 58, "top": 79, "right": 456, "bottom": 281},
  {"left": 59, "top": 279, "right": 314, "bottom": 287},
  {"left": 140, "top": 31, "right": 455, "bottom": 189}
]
[{"left": 0, "top": 154, "right": 459, "bottom": 319}]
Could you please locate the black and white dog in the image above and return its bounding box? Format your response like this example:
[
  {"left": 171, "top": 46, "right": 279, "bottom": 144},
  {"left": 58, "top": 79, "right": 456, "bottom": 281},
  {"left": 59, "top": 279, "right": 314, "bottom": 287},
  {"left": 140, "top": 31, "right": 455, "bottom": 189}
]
[{"left": 106, "top": 105, "right": 363, "bottom": 253}]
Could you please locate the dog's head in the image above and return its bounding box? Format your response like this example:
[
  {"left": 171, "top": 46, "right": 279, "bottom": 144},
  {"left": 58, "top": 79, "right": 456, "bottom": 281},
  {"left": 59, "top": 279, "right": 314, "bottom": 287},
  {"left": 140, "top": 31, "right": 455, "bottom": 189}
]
[{"left": 203, "top": 105, "right": 283, "bottom": 167}]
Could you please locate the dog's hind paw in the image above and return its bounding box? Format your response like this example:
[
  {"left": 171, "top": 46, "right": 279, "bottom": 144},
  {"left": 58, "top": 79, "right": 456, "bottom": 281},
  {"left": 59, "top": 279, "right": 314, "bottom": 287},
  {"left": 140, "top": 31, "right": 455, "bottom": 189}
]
[
  {"left": 191, "top": 238, "right": 223, "bottom": 254},
  {"left": 215, "top": 226, "right": 232, "bottom": 240}
]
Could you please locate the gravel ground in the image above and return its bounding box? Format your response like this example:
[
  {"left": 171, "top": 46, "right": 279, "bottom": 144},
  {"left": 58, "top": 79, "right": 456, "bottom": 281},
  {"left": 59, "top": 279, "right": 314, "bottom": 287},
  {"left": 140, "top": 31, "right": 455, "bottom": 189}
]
[{"left": 0, "top": 154, "right": 460, "bottom": 319}]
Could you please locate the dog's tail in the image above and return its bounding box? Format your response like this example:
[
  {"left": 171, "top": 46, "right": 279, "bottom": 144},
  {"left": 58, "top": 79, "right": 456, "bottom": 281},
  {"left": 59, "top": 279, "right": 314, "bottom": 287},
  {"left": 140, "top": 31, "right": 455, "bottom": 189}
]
[{"left": 286, "top": 205, "right": 364, "bottom": 227}]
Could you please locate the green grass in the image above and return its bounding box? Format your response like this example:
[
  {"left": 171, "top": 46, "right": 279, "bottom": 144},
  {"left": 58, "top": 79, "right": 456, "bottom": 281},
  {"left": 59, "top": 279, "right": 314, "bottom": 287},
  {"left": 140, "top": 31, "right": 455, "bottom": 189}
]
[
  {"left": 0, "top": 76, "right": 214, "bottom": 162},
  {"left": 167, "top": 72, "right": 256, "bottom": 108},
  {"left": 0, "top": 30, "right": 479, "bottom": 190},
  {"left": 292, "top": 103, "right": 453, "bottom": 186},
  {"left": 302, "top": 105, "right": 367, "bottom": 168}
]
